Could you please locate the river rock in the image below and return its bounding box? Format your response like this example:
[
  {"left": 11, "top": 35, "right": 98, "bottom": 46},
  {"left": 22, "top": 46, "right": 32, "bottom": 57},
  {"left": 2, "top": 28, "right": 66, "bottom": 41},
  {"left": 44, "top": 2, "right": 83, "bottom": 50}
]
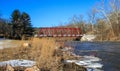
[
  {"left": 0, "top": 64, "right": 14, "bottom": 71},
  {"left": 60, "top": 62, "right": 87, "bottom": 71},
  {"left": 24, "top": 65, "right": 40, "bottom": 71}
]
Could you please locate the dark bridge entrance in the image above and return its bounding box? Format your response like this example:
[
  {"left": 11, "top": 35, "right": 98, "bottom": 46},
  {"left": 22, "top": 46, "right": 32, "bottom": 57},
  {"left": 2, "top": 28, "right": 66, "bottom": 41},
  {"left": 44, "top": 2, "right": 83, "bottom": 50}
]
[{"left": 38, "top": 27, "right": 82, "bottom": 37}]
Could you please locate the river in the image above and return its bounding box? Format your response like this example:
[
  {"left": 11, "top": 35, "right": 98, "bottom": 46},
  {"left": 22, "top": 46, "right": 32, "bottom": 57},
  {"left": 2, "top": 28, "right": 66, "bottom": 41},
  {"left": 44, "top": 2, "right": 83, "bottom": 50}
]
[{"left": 64, "top": 41, "right": 120, "bottom": 71}]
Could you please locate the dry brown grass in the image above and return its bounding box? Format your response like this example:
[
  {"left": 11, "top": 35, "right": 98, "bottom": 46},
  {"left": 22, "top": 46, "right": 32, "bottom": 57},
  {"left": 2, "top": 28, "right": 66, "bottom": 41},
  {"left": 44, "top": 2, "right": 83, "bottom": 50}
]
[
  {"left": 0, "top": 38, "right": 87, "bottom": 71},
  {"left": 0, "top": 38, "right": 65, "bottom": 71},
  {"left": 30, "top": 38, "right": 62, "bottom": 71}
]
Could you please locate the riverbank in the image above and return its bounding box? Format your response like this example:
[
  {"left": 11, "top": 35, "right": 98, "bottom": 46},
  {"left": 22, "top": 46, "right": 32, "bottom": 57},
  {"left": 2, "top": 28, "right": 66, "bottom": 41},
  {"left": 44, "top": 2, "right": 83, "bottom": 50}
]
[
  {"left": 0, "top": 38, "right": 86, "bottom": 71},
  {"left": 80, "top": 34, "right": 120, "bottom": 42}
]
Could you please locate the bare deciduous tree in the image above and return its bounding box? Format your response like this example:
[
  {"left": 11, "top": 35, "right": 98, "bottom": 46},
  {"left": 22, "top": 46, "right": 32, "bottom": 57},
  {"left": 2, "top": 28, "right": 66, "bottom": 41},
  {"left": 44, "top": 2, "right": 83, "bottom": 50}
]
[{"left": 94, "top": 0, "right": 120, "bottom": 37}]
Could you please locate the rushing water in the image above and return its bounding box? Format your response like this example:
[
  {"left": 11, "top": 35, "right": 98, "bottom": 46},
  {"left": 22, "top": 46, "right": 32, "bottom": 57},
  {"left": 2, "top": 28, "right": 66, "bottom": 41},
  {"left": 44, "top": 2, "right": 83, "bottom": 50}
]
[{"left": 64, "top": 41, "right": 120, "bottom": 71}]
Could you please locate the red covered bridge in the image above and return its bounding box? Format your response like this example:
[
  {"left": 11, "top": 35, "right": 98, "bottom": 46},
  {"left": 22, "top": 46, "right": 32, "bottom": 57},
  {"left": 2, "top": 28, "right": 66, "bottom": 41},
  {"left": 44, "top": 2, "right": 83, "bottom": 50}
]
[{"left": 38, "top": 27, "right": 82, "bottom": 37}]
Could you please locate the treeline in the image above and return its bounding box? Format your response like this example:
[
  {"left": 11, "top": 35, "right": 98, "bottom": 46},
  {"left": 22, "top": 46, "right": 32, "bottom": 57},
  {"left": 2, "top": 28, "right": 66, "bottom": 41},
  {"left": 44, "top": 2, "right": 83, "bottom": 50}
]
[
  {"left": 64, "top": 0, "right": 120, "bottom": 41},
  {"left": 0, "top": 9, "right": 34, "bottom": 39}
]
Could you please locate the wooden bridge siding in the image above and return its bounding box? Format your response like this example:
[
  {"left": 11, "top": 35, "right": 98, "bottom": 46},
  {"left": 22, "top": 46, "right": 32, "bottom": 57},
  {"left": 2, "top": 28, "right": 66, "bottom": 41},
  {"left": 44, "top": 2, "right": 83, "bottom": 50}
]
[{"left": 38, "top": 27, "right": 81, "bottom": 37}]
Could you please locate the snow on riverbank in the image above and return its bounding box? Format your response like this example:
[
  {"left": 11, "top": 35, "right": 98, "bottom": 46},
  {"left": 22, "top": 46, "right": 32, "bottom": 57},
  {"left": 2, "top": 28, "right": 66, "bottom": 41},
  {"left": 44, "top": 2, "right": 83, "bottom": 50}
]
[
  {"left": 0, "top": 59, "right": 35, "bottom": 67},
  {"left": 65, "top": 55, "right": 103, "bottom": 71},
  {"left": 81, "top": 35, "right": 96, "bottom": 41}
]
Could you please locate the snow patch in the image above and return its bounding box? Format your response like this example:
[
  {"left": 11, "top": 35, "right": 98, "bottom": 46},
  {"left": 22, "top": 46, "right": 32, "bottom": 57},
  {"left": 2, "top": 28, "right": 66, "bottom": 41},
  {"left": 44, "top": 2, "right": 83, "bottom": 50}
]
[
  {"left": 65, "top": 55, "right": 103, "bottom": 71},
  {"left": 0, "top": 59, "right": 35, "bottom": 67},
  {"left": 81, "top": 35, "right": 96, "bottom": 41}
]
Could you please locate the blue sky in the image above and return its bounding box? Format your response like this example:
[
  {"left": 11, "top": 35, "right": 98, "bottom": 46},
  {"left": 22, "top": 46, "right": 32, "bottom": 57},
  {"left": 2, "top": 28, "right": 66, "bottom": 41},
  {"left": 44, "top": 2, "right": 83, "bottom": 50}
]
[{"left": 0, "top": 0, "right": 100, "bottom": 27}]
